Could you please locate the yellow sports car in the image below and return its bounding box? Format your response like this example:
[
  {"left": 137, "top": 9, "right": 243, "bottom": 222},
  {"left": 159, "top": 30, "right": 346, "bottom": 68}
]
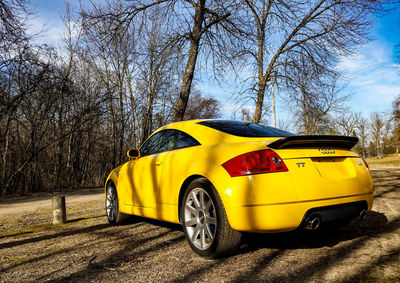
[{"left": 105, "top": 120, "right": 373, "bottom": 258}]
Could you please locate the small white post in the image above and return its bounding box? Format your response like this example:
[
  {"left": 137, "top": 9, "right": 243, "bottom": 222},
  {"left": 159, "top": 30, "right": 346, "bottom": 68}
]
[{"left": 52, "top": 195, "right": 66, "bottom": 224}]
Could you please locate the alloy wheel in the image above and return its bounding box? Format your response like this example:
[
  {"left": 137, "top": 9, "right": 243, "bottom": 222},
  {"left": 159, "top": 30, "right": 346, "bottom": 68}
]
[
  {"left": 183, "top": 187, "right": 217, "bottom": 250},
  {"left": 106, "top": 185, "right": 117, "bottom": 222}
]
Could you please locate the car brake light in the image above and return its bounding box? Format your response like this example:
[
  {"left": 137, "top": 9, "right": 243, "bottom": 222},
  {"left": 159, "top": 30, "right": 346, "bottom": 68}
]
[{"left": 222, "top": 149, "right": 288, "bottom": 177}]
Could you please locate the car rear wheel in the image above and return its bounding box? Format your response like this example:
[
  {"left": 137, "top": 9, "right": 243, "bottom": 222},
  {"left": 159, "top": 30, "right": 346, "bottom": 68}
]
[
  {"left": 106, "top": 182, "right": 129, "bottom": 225},
  {"left": 181, "top": 178, "right": 241, "bottom": 258}
]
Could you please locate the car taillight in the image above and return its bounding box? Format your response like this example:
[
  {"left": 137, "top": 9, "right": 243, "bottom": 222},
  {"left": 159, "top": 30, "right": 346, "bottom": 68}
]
[
  {"left": 222, "top": 149, "right": 288, "bottom": 177},
  {"left": 361, "top": 155, "right": 369, "bottom": 169}
]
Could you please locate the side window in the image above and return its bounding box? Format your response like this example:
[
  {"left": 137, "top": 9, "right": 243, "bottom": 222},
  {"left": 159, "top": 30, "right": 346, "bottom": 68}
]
[
  {"left": 176, "top": 131, "right": 200, "bottom": 149},
  {"left": 140, "top": 129, "right": 200, "bottom": 157},
  {"left": 139, "top": 131, "right": 166, "bottom": 157},
  {"left": 158, "top": 131, "right": 179, "bottom": 152}
]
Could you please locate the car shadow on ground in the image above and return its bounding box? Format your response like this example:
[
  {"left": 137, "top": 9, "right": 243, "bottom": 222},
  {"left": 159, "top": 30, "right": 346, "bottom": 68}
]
[
  {"left": 115, "top": 210, "right": 393, "bottom": 255},
  {"left": 0, "top": 222, "right": 111, "bottom": 250},
  {"left": 169, "top": 210, "right": 399, "bottom": 282},
  {"left": 121, "top": 215, "right": 183, "bottom": 231},
  {"left": 127, "top": 210, "right": 392, "bottom": 253},
  {"left": 228, "top": 211, "right": 399, "bottom": 282},
  {"left": 40, "top": 210, "right": 398, "bottom": 282},
  {"left": 239, "top": 210, "right": 389, "bottom": 251}
]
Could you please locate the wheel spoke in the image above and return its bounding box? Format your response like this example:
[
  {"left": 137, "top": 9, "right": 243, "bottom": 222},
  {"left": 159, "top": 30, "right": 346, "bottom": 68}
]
[
  {"left": 185, "top": 217, "right": 197, "bottom": 227},
  {"left": 112, "top": 197, "right": 116, "bottom": 208},
  {"left": 106, "top": 194, "right": 112, "bottom": 202},
  {"left": 190, "top": 191, "right": 200, "bottom": 208},
  {"left": 201, "top": 228, "right": 206, "bottom": 249},
  {"left": 204, "top": 199, "right": 212, "bottom": 211},
  {"left": 206, "top": 215, "right": 216, "bottom": 225},
  {"left": 205, "top": 223, "right": 214, "bottom": 240},
  {"left": 191, "top": 225, "right": 200, "bottom": 242},
  {"left": 185, "top": 202, "right": 197, "bottom": 215},
  {"left": 200, "top": 190, "right": 205, "bottom": 209}
]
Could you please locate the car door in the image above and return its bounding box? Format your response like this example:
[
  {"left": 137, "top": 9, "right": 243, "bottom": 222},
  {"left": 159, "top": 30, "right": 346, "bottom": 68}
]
[
  {"left": 157, "top": 131, "right": 200, "bottom": 206},
  {"left": 131, "top": 130, "right": 179, "bottom": 209}
]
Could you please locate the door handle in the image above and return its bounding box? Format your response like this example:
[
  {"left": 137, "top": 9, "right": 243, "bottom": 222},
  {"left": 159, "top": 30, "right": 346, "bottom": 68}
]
[{"left": 155, "top": 160, "right": 163, "bottom": 166}]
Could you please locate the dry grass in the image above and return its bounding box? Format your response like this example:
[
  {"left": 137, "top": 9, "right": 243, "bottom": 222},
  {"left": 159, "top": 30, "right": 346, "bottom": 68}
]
[{"left": 366, "top": 154, "right": 400, "bottom": 167}]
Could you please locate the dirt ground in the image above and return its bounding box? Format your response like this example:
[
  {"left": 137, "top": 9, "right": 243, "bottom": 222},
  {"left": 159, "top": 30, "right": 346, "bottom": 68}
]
[
  {"left": 0, "top": 168, "right": 399, "bottom": 282},
  {"left": 0, "top": 189, "right": 104, "bottom": 216}
]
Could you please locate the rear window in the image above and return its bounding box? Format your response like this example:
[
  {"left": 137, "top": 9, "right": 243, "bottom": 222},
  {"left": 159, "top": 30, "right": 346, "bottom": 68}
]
[{"left": 198, "top": 120, "right": 295, "bottom": 138}]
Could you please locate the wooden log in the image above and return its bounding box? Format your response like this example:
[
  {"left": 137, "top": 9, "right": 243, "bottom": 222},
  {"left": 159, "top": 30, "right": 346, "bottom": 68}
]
[{"left": 52, "top": 195, "right": 66, "bottom": 224}]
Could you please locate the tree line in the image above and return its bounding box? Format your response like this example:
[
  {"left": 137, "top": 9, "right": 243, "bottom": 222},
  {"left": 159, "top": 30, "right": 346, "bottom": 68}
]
[{"left": 0, "top": 0, "right": 398, "bottom": 196}]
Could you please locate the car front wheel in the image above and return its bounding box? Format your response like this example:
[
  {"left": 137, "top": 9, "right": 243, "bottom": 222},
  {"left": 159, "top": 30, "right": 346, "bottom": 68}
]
[
  {"left": 181, "top": 178, "right": 241, "bottom": 258},
  {"left": 106, "top": 182, "right": 129, "bottom": 225}
]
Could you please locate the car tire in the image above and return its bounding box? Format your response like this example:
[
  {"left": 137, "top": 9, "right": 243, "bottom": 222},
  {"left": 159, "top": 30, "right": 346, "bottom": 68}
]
[
  {"left": 181, "top": 178, "right": 242, "bottom": 258},
  {"left": 106, "top": 182, "right": 129, "bottom": 225}
]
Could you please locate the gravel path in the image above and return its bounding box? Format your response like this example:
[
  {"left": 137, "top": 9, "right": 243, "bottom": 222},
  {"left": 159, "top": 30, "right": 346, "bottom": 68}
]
[{"left": 0, "top": 189, "right": 104, "bottom": 215}]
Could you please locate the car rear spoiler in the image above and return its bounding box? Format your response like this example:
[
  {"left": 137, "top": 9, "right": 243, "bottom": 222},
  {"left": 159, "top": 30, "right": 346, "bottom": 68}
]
[{"left": 268, "top": 135, "right": 359, "bottom": 150}]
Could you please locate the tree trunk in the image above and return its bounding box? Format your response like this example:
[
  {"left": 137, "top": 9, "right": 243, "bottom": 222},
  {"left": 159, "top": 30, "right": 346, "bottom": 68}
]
[
  {"left": 56, "top": 99, "right": 64, "bottom": 187},
  {"left": 1, "top": 115, "right": 11, "bottom": 195},
  {"left": 142, "top": 89, "right": 154, "bottom": 143},
  {"left": 172, "top": 0, "right": 205, "bottom": 122},
  {"left": 271, "top": 74, "right": 276, "bottom": 127},
  {"left": 253, "top": 78, "right": 267, "bottom": 123},
  {"left": 118, "top": 89, "right": 125, "bottom": 164},
  {"left": 66, "top": 132, "right": 73, "bottom": 169},
  {"left": 142, "top": 57, "right": 154, "bottom": 142},
  {"left": 301, "top": 88, "right": 309, "bottom": 134}
]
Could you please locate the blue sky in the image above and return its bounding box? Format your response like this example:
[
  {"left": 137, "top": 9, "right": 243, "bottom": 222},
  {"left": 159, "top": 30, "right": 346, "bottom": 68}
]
[
  {"left": 197, "top": 8, "right": 400, "bottom": 124},
  {"left": 28, "top": 1, "right": 400, "bottom": 124},
  {"left": 337, "top": 8, "right": 400, "bottom": 116},
  {"left": 28, "top": 0, "right": 89, "bottom": 47}
]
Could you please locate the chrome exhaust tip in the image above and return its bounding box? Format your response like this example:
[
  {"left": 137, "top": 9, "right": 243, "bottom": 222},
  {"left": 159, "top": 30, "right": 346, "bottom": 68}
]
[
  {"left": 304, "top": 216, "right": 321, "bottom": 230},
  {"left": 359, "top": 210, "right": 367, "bottom": 221}
]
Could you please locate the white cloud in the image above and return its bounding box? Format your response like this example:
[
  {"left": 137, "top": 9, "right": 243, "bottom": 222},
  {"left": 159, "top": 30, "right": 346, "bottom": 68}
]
[
  {"left": 337, "top": 42, "right": 391, "bottom": 73},
  {"left": 337, "top": 40, "right": 400, "bottom": 114},
  {"left": 27, "top": 14, "right": 66, "bottom": 46},
  {"left": 196, "top": 83, "right": 227, "bottom": 97}
]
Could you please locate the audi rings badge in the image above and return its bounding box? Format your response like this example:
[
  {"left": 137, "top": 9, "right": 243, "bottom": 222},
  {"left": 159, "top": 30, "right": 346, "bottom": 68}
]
[{"left": 319, "top": 148, "right": 335, "bottom": 154}]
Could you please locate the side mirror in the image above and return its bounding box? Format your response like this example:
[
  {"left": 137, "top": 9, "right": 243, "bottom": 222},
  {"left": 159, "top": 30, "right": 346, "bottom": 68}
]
[{"left": 127, "top": 149, "right": 140, "bottom": 160}]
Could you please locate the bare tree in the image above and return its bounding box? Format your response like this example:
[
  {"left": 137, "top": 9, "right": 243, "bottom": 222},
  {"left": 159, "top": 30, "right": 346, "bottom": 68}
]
[
  {"left": 370, "top": 112, "right": 384, "bottom": 158},
  {"left": 0, "top": 0, "right": 61, "bottom": 194},
  {"left": 393, "top": 95, "right": 400, "bottom": 153},
  {"left": 0, "top": 0, "right": 29, "bottom": 48},
  {"left": 133, "top": 7, "right": 180, "bottom": 142},
  {"left": 83, "top": 0, "right": 239, "bottom": 122},
  {"left": 240, "top": 108, "right": 252, "bottom": 122},
  {"left": 336, "top": 112, "right": 362, "bottom": 136},
  {"left": 184, "top": 93, "right": 221, "bottom": 120},
  {"left": 237, "top": 0, "right": 394, "bottom": 123},
  {"left": 1, "top": 1, "right": 122, "bottom": 195},
  {"left": 80, "top": 1, "right": 139, "bottom": 167},
  {"left": 284, "top": 59, "right": 348, "bottom": 134},
  {"left": 354, "top": 116, "right": 369, "bottom": 158}
]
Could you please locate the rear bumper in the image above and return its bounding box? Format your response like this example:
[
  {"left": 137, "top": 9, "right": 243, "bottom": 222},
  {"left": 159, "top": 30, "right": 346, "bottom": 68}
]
[{"left": 225, "top": 192, "right": 373, "bottom": 232}]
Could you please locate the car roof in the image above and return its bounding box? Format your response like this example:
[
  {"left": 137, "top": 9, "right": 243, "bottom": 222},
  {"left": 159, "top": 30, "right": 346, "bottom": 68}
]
[{"left": 154, "top": 119, "right": 286, "bottom": 146}]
